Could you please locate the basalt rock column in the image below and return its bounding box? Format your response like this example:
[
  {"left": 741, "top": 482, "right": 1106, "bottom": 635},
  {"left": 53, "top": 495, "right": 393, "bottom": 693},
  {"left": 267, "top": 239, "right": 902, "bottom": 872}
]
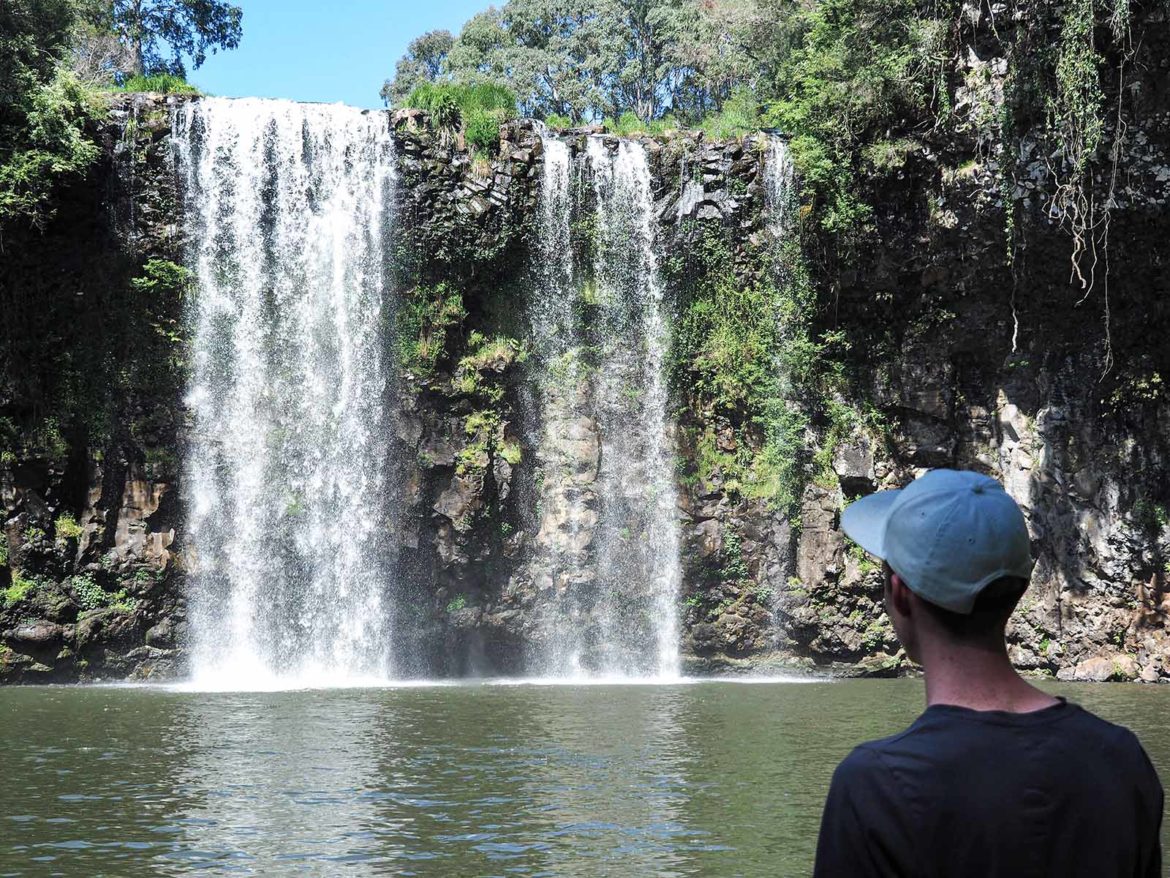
[{"left": 175, "top": 99, "right": 398, "bottom": 686}]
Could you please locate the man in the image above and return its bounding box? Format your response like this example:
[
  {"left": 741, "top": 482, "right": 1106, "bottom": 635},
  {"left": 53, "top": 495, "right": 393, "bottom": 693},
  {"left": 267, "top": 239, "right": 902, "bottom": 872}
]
[{"left": 814, "top": 468, "right": 1163, "bottom": 878}]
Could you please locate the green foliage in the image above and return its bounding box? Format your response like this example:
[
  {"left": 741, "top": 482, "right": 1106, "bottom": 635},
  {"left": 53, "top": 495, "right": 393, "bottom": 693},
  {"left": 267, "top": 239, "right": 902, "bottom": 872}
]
[
  {"left": 131, "top": 258, "right": 192, "bottom": 350},
  {"left": 457, "top": 409, "right": 500, "bottom": 476},
  {"left": 398, "top": 283, "right": 466, "bottom": 377},
  {"left": 671, "top": 209, "right": 886, "bottom": 517},
  {"left": 130, "top": 567, "right": 163, "bottom": 590},
  {"left": 3, "top": 573, "right": 35, "bottom": 608},
  {"left": 446, "top": 593, "right": 468, "bottom": 613},
  {"left": 1038, "top": 0, "right": 1122, "bottom": 298},
  {"left": 70, "top": 574, "right": 133, "bottom": 612},
  {"left": 30, "top": 418, "right": 69, "bottom": 462},
  {"left": 459, "top": 332, "right": 524, "bottom": 372},
  {"left": 676, "top": 234, "right": 777, "bottom": 413},
  {"left": 766, "top": 0, "right": 956, "bottom": 235},
  {"left": 404, "top": 81, "right": 517, "bottom": 153},
  {"left": 449, "top": 332, "right": 525, "bottom": 477},
  {"left": 465, "top": 109, "right": 505, "bottom": 153},
  {"left": 543, "top": 113, "right": 572, "bottom": 129},
  {"left": 721, "top": 531, "right": 749, "bottom": 583},
  {"left": 0, "top": 0, "right": 76, "bottom": 125},
  {"left": 54, "top": 513, "right": 83, "bottom": 540},
  {"left": 1133, "top": 498, "right": 1170, "bottom": 534},
  {"left": 464, "top": 409, "right": 498, "bottom": 436},
  {"left": 4, "top": 571, "right": 40, "bottom": 606},
  {"left": 384, "top": 0, "right": 805, "bottom": 126},
  {"left": 1104, "top": 371, "right": 1164, "bottom": 413},
  {"left": 70, "top": 573, "right": 104, "bottom": 609},
  {"left": 381, "top": 29, "right": 455, "bottom": 106},
  {"left": 98, "top": 0, "right": 242, "bottom": 78},
  {"left": 604, "top": 111, "right": 679, "bottom": 137},
  {"left": 697, "top": 89, "right": 760, "bottom": 139},
  {"left": 1048, "top": 0, "right": 1105, "bottom": 186},
  {"left": 861, "top": 619, "right": 889, "bottom": 652},
  {"left": 846, "top": 541, "right": 879, "bottom": 576},
  {"left": 114, "top": 73, "right": 200, "bottom": 94},
  {"left": 133, "top": 256, "right": 193, "bottom": 350},
  {"left": 672, "top": 230, "right": 813, "bottom": 511},
  {"left": 1, "top": 67, "right": 104, "bottom": 229},
  {"left": 498, "top": 440, "right": 522, "bottom": 466},
  {"left": 453, "top": 333, "right": 525, "bottom": 403}
]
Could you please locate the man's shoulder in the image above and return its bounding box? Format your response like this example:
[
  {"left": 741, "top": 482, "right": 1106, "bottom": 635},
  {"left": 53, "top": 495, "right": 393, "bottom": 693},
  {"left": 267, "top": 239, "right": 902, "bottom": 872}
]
[
  {"left": 842, "top": 715, "right": 934, "bottom": 766},
  {"left": 1002, "top": 699, "right": 1157, "bottom": 765},
  {"left": 839, "top": 700, "right": 1160, "bottom": 790},
  {"left": 1065, "top": 704, "right": 1164, "bottom": 789},
  {"left": 830, "top": 729, "right": 916, "bottom": 787}
]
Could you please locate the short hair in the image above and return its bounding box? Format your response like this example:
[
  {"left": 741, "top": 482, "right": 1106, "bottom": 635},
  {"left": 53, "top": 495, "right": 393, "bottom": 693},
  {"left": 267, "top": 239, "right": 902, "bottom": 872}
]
[{"left": 918, "top": 576, "right": 1029, "bottom": 640}]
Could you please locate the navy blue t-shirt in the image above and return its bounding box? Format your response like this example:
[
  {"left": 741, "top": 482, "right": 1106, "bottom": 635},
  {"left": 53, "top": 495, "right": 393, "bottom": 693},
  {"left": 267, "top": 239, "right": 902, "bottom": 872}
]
[{"left": 814, "top": 698, "right": 1163, "bottom": 877}]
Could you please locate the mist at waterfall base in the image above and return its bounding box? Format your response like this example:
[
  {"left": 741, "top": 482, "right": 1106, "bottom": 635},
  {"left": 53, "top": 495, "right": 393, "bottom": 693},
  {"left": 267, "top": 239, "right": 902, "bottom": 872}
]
[{"left": 174, "top": 99, "right": 795, "bottom": 689}]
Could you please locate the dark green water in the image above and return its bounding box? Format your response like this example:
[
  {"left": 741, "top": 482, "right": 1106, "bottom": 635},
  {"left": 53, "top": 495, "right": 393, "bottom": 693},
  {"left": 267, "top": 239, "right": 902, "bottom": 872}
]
[{"left": 1, "top": 679, "right": 1166, "bottom": 877}]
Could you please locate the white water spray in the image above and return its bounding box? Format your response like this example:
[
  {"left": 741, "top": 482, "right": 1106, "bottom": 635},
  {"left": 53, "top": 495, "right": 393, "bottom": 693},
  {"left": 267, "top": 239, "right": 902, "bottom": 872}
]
[
  {"left": 174, "top": 98, "right": 397, "bottom": 686},
  {"left": 528, "top": 136, "right": 682, "bottom": 679}
]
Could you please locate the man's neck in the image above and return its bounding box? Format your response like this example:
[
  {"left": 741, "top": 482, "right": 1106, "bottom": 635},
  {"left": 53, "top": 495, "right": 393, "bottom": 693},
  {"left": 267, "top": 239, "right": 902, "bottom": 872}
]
[{"left": 920, "top": 640, "right": 1061, "bottom": 713}]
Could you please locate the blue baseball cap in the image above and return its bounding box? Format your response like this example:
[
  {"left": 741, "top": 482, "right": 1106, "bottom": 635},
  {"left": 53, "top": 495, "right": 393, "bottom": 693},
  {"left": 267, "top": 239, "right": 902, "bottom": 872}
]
[{"left": 841, "top": 469, "right": 1034, "bottom": 614}]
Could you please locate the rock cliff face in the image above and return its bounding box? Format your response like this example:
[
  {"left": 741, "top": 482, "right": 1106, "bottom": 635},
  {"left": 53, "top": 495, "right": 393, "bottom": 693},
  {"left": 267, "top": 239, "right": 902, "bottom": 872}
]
[
  {"left": 2, "top": 1, "right": 1169, "bottom": 685},
  {"left": 777, "top": 2, "right": 1170, "bottom": 682},
  {"left": 0, "top": 95, "right": 186, "bottom": 681}
]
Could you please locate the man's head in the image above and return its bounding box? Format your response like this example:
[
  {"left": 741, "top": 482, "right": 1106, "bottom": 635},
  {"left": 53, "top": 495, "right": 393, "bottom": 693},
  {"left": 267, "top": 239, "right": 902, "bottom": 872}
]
[{"left": 842, "top": 469, "right": 1033, "bottom": 659}]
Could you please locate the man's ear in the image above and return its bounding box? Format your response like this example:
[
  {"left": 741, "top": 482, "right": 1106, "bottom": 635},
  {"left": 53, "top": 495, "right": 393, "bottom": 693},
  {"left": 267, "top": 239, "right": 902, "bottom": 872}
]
[{"left": 888, "top": 572, "right": 914, "bottom": 617}]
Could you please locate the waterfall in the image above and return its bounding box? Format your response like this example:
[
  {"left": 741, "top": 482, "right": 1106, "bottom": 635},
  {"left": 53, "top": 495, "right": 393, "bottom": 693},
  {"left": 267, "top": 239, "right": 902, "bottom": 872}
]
[
  {"left": 528, "top": 136, "right": 682, "bottom": 678},
  {"left": 764, "top": 136, "right": 795, "bottom": 238},
  {"left": 527, "top": 136, "right": 600, "bottom": 673},
  {"left": 763, "top": 135, "right": 796, "bottom": 402},
  {"left": 174, "top": 98, "right": 398, "bottom": 687}
]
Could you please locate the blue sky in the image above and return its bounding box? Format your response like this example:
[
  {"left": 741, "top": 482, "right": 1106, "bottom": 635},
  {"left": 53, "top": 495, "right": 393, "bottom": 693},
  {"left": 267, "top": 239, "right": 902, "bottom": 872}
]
[{"left": 188, "top": 0, "right": 486, "bottom": 109}]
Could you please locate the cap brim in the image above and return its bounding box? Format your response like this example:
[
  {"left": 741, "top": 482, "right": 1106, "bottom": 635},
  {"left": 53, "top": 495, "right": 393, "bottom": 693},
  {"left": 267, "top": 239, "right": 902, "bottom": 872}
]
[{"left": 840, "top": 490, "right": 901, "bottom": 559}]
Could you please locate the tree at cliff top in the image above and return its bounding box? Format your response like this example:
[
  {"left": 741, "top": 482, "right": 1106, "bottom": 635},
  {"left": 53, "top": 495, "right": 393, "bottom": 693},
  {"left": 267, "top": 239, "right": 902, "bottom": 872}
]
[
  {"left": 0, "top": 0, "right": 103, "bottom": 229},
  {"left": 1, "top": 0, "right": 246, "bottom": 229},
  {"left": 79, "top": 0, "right": 243, "bottom": 78},
  {"left": 382, "top": 0, "right": 804, "bottom": 125},
  {"left": 382, "top": 29, "right": 455, "bottom": 108}
]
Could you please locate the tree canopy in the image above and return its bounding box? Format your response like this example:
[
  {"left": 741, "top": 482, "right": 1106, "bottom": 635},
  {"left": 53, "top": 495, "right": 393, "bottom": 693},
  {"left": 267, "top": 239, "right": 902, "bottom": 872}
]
[
  {"left": 1, "top": 0, "right": 244, "bottom": 230},
  {"left": 382, "top": 0, "right": 805, "bottom": 125},
  {"left": 382, "top": 29, "right": 455, "bottom": 108},
  {"left": 88, "top": 0, "right": 243, "bottom": 77},
  {"left": 1, "top": 0, "right": 99, "bottom": 229}
]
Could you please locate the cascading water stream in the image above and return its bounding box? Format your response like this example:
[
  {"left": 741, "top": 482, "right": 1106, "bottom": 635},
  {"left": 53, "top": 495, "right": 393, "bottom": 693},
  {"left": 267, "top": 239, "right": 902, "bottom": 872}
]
[
  {"left": 763, "top": 135, "right": 796, "bottom": 396},
  {"left": 528, "top": 135, "right": 682, "bottom": 679},
  {"left": 526, "top": 136, "right": 599, "bottom": 666},
  {"left": 174, "top": 98, "right": 398, "bottom": 687},
  {"left": 586, "top": 139, "right": 682, "bottom": 678},
  {"left": 764, "top": 136, "right": 795, "bottom": 240}
]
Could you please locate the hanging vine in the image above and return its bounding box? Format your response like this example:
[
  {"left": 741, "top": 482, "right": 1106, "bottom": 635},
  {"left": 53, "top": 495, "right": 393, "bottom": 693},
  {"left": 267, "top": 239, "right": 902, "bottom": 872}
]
[
  {"left": 1042, "top": 0, "right": 1134, "bottom": 372},
  {"left": 1046, "top": 0, "right": 1106, "bottom": 290},
  {"left": 991, "top": 0, "right": 1136, "bottom": 369}
]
